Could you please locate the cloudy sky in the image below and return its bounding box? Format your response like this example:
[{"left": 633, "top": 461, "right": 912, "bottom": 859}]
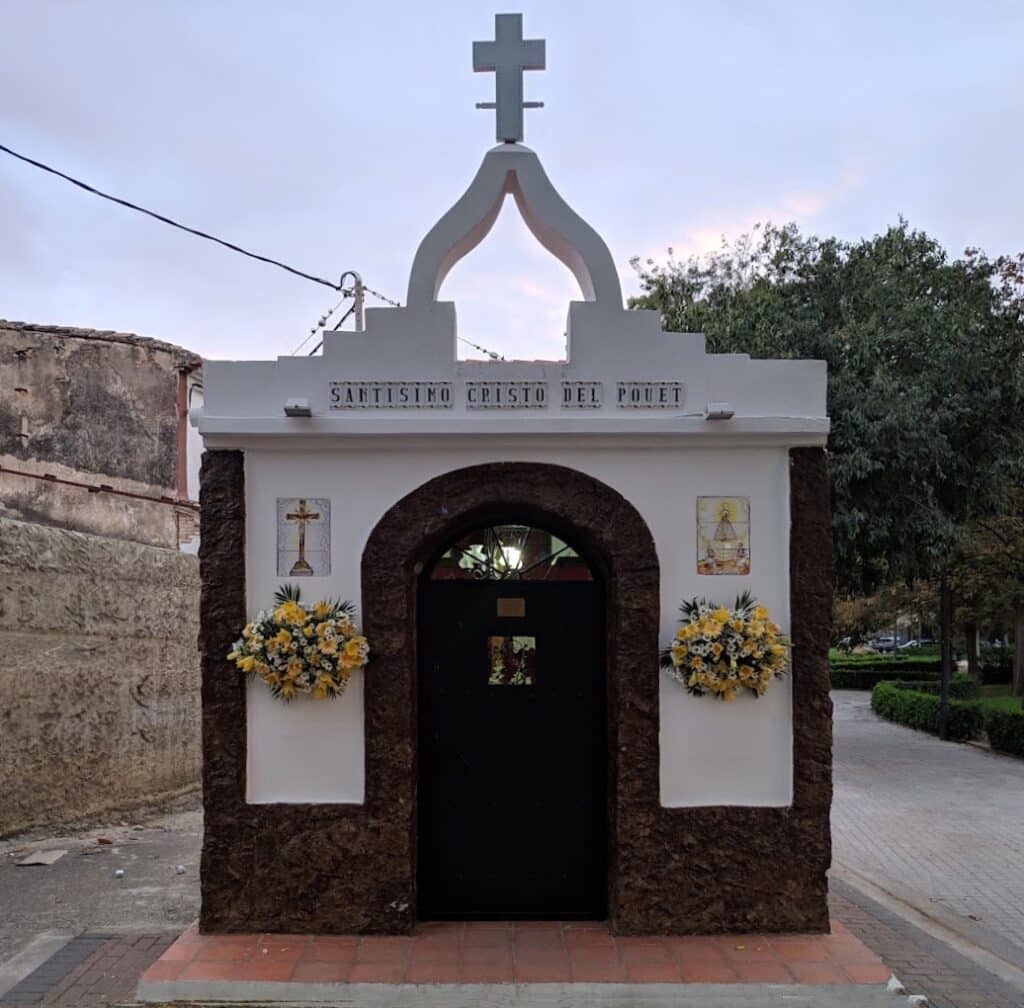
[{"left": 2, "top": 1, "right": 1021, "bottom": 362}]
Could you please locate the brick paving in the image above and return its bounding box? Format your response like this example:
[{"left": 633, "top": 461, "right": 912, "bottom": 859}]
[
  {"left": 1, "top": 692, "right": 1021, "bottom": 1005},
  {"left": 138, "top": 919, "right": 888, "bottom": 987},
  {"left": 0, "top": 902, "right": 1017, "bottom": 1007},
  {"left": 3, "top": 910, "right": 1019, "bottom": 1008},
  {"left": 832, "top": 689, "right": 1024, "bottom": 964},
  {"left": 0, "top": 934, "right": 175, "bottom": 1008},
  {"left": 831, "top": 879, "right": 1024, "bottom": 1008}
]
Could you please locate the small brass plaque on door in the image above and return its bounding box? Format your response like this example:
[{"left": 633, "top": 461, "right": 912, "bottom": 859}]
[{"left": 497, "top": 597, "right": 526, "bottom": 618}]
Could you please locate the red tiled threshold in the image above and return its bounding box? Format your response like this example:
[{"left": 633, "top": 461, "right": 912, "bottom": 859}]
[{"left": 138, "top": 918, "right": 892, "bottom": 993}]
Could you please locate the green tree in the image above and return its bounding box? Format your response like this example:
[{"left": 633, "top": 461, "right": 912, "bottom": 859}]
[
  {"left": 952, "top": 492, "right": 1024, "bottom": 697},
  {"left": 632, "top": 223, "right": 1024, "bottom": 710}
]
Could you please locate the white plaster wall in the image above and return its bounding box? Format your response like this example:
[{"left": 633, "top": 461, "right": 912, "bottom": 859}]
[
  {"left": 186, "top": 379, "right": 204, "bottom": 503},
  {"left": 242, "top": 438, "right": 792, "bottom": 808}
]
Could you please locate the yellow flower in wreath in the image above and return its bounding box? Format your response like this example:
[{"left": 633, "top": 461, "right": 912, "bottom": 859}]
[
  {"left": 270, "top": 628, "right": 292, "bottom": 650},
  {"left": 701, "top": 619, "right": 723, "bottom": 639},
  {"left": 274, "top": 600, "right": 307, "bottom": 626}
]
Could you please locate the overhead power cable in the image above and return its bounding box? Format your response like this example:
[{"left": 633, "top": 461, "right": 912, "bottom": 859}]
[
  {"left": 292, "top": 293, "right": 352, "bottom": 356},
  {"left": 458, "top": 336, "right": 505, "bottom": 360},
  {"left": 2, "top": 141, "right": 513, "bottom": 361},
  {"left": 331, "top": 304, "right": 357, "bottom": 332},
  {"left": 363, "top": 285, "right": 401, "bottom": 308},
  {"left": 0, "top": 141, "right": 342, "bottom": 292},
  {"left": 307, "top": 305, "right": 357, "bottom": 356}
]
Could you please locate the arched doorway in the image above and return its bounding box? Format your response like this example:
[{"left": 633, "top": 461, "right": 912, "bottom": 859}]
[
  {"left": 417, "top": 523, "right": 607, "bottom": 920},
  {"left": 359, "top": 461, "right": 662, "bottom": 932}
]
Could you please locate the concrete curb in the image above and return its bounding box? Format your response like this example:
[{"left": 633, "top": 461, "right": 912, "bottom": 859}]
[
  {"left": 137, "top": 979, "right": 899, "bottom": 1006},
  {"left": 0, "top": 930, "right": 73, "bottom": 998},
  {"left": 832, "top": 863, "right": 1024, "bottom": 988}
]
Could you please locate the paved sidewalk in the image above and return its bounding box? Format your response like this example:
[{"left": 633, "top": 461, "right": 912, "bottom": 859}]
[
  {"left": 0, "top": 805, "right": 201, "bottom": 968},
  {"left": 832, "top": 880, "right": 1024, "bottom": 1008},
  {"left": 1, "top": 695, "right": 1022, "bottom": 1006},
  {"left": 0, "top": 935, "right": 175, "bottom": 1008},
  {"left": 832, "top": 689, "right": 1024, "bottom": 968}
]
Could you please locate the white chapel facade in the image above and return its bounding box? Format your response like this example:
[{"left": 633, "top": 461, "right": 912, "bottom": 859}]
[{"left": 196, "top": 14, "right": 833, "bottom": 935}]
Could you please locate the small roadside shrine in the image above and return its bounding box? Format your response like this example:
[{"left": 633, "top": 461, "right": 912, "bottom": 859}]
[{"left": 196, "top": 14, "right": 833, "bottom": 937}]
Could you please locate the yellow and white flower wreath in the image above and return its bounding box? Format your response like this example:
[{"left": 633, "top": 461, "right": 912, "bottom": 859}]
[
  {"left": 228, "top": 585, "right": 369, "bottom": 701},
  {"left": 661, "top": 592, "right": 789, "bottom": 701}
]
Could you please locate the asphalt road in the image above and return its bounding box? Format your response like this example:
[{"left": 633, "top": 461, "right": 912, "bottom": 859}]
[{"left": 0, "top": 801, "right": 201, "bottom": 967}]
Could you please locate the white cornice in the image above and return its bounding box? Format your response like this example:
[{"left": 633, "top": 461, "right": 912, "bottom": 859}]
[{"left": 198, "top": 414, "right": 829, "bottom": 447}]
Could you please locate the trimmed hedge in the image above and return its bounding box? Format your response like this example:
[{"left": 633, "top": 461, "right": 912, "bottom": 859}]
[
  {"left": 980, "top": 649, "right": 1014, "bottom": 685},
  {"left": 890, "top": 676, "right": 981, "bottom": 701},
  {"left": 831, "top": 667, "right": 940, "bottom": 690},
  {"left": 984, "top": 706, "right": 1024, "bottom": 757},
  {"left": 831, "top": 657, "right": 941, "bottom": 672},
  {"left": 870, "top": 682, "right": 984, "bottom": 742}
]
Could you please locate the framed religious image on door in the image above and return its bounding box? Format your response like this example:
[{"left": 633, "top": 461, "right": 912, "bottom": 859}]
[
  {"left": 697, "top": 496, "right": 750, "bottom": 575},
  {"left": 276, "top": 498, "right": 331, "bottom": 577}
]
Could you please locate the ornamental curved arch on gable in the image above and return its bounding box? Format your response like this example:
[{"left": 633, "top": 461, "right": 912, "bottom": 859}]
[{"left": 406, "top": 144, "right": 624, "bottom": 312}]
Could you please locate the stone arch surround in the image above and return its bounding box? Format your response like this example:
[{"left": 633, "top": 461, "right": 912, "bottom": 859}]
[
  {"left": 199, "top": 451, "right": 832, "bottom": 935},
  {"left": 363, "top": 461, "right": 659, "bottom": 932}
]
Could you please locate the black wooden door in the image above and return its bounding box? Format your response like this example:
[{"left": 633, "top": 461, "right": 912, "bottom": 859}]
[{"left": 417, "top": 578, "right": 607, "bottom": 919}]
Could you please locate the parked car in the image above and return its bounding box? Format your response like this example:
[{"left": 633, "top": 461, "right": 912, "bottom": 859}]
[
  {"left": 869, "top": 636, "right": 897, "bottom": 653},
  {"left": 898, "top": 638, "right": 935, "bottom": 650}
]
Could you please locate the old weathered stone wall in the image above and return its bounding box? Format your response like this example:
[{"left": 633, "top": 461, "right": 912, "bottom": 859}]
[
  {"left": 0, "top": 517, "right": 201, "bottom": 837},
  {"left": 0, "top": 320, "right": 201, "bottom": 548}
]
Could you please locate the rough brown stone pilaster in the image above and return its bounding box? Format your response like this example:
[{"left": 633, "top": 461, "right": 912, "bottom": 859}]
[{"left": 198, "top": 449, "right": 413, "bottom": 934}]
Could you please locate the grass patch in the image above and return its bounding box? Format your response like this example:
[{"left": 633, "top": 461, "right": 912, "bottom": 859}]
[
  {"left": 980, "top": 695, "right": 1024, "bottom": 713},
  {"left": 978, "top": 684, "right": 1022, "bottom": 713}
]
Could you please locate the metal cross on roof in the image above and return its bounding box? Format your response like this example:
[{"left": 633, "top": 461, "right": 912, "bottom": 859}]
[{"left": 473, "top": 13, "right": 545, "bottom": 144}]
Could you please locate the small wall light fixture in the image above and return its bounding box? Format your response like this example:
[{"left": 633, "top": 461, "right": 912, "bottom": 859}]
[
  {"left": 284, "top": 397, "right": 313, "bottom": 417},
  {"left": 704, "top": 402, "right": 735, "bottom": 420}
]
